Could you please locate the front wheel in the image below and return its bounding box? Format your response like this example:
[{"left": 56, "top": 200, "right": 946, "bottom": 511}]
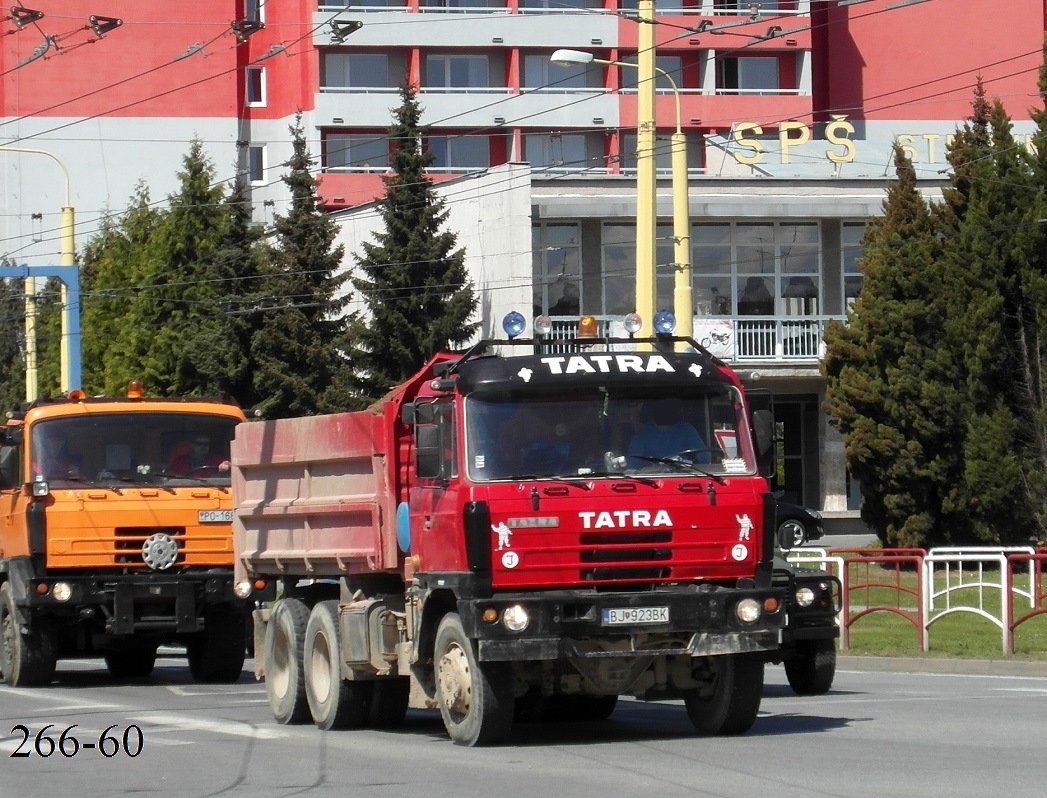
[
  {"left": 434, "top": 613, "right": 513, "bottom": 746},
  {"left": 187, "top": 610, "right": 247, "bottom": 683},
  {"left": 683, "top": 654, "right": 764, "bottom": 736},
  {"left": 784, "top": 639, "right": 837, "bottom": 695},
  {"left": 104, "top": 645, "right": 158, "bottom": 680},
  {"left": 0, "top": 582, "right": 57, "bottom": 687}
]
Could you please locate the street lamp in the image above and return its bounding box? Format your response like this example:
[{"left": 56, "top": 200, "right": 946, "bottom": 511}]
[{"left": 551, "top": 40, "right": 693, "bottom": 344}]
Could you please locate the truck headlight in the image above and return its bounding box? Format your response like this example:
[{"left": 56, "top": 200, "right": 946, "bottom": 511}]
[
  {"left": 735, "top": 598, "right": 761, "bottom": 624},
  {"left": 233, "top": 580, "right": 253, "bottom": 599},
  {"left": 794, "top": 586, "right": 816, "bottom": 608},
  {"left": 52, "top": 582, "right": 73, "bottom": 603},
  {"left": 502, "top": 605, "right": 529, "bottom": 632}
]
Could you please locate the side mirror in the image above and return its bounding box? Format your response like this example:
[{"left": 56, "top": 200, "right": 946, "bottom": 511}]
[{"left": 416, "top": 425, "right": 443, "bottom": 480}]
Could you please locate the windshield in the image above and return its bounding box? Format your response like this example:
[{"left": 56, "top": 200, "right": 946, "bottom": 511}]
[
  {"left": 464, "top": 386, "right": 754, "bottom": 482},
  {"left": 30, "top": 412, "right": 239, "bottom": 487}
]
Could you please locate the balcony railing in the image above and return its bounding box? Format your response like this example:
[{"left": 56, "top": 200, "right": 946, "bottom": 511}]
[{"left": 542, "top": 314, "right": 842, "bottom": 362}]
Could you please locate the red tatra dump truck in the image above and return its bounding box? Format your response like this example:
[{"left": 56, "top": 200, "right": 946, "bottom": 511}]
[{"left": 234, "top": 314, "right": 796, "bottom": 745}]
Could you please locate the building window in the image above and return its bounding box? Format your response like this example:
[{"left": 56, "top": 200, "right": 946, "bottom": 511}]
[
  {"left": 713, "top": 0, "right": 786, "bottom": 10},
  {"left": 519, "top": 0, "right": 602, "bottom": 10},
  {"left": 423, "top": 54, "right": 491, "bottom": 89},
  {"left": 523, "top": 134, "right": 589, "bottom": 171},
  {"left": 427, "top": 134, "right": 491, "bottom": 171},
  {"left": 324, "top": 133, "right": 390, "bottom": 171},
  {"left": 533, "top": 223, "right": 582, "bottom": 316},
  {"left": 618, "top": 55, "right": 685, "bottom": 92},
  {"left": 244, "top": 0, "right": 264, "bottom": 23},
  {"left": 601, "top": 225, "right": 636, "bottom": 316},
  {"left": 245, "top": 66, "right": 265, "bottom": 106},
  {"left": 247, "top": 145, "right": 265, "bottom": 183},
  {"left": 719, "top": 57, "right": 779, "bottom": 94},
  {"left": 619, "top": 131, "right": 698, "bottom": 174},
  {"left": 320, "top": 0, "right": 407, "bottom": 8},
  {"left": 522, "top": 53, "right": 590, "bottom": 90},
  {"left": 321, "top": 52, "right": 395, "bottom": 89},
  {"left": 842, "top": 221, "right": 866, "bottom": 306},
  {"left": 692, "top": 221, "right": 821, "bottom": 318},
  {"left": 419, "top": 0, "right": 505, "bottom": 10}
]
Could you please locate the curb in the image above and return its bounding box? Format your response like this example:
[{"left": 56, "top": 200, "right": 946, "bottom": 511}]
[{"left": 837, "top": 655, "right": 1047, "bottom": 678}]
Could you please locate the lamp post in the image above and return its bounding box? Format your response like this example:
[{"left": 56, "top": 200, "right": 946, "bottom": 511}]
[
  {"left": 551, "top": 39, "right": 693, "bottom": 343},
  {"left": 0, "top": 146, "right": 78, "bottom": 397}
]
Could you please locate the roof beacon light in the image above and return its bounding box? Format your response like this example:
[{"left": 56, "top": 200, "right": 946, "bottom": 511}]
[
  {"left": 502, "top": 311, "right": 527, "bottom": 339},
  {"left": 533, "top": 315, "right": 553, "bottom": 336},
  {"left": 623, "top": 313, "right": 642, "bottom": 336},
  {"left": 126, "top": 379, "right": 144, "bottom": 400},
  {"left": 653, "top": 310, "right": 677, "bottom": 334},
  {"left": 577, "top": 315, "right": 598, "bottom": 338}
]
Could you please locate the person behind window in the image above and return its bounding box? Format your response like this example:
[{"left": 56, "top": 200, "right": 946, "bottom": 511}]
[
  {"left": 168, "top": 436, "right": 229, "bottom": 475},
  {"left": 738, "top": 276, "right": 774, "bottom": 315},
  {"left": 32, "top": 435, "right": 80, "bottom": 479},
  {"left": 626, "top": 399, "right": 709, "bottom": 467}
]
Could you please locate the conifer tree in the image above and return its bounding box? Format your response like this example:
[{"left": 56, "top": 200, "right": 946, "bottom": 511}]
[
  {"left": 249, "top": 114, "right": 354, "bottom": 418},
  {"left": 0, "top": 275, "right": 26, "bottom": 410},
  {"left": 350, "top": 84, "right": 478, "bottom": 402},
  {"left": 823, "top": 145, "right": 966, "bottom": 547}
]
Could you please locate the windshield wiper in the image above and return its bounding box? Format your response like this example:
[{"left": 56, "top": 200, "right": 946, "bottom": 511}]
[
  {"left": 576, "top": 469, "right": 660, "bottom": 487},
  {"left": 629, "top": 455, "right": 727, "bottom": 484},
  {"left": 513, "top": 474, "right": 594, "bottom": 490}
]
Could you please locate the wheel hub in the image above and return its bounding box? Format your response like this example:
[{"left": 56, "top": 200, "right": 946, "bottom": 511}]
[{"left": 437, "top": 642, "right": 472, "bottom": 716}]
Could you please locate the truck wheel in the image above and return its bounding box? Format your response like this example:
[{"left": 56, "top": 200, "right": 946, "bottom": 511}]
[
  {"left": 369, "top": 677, "right": 410, "bottom": 728},
  {"left": 784, "top": 639, "right": 837, "bottom": 695},
  {"left": 684, "top": 653, "right": 764, "bottom": 736},
  {"left": 434, "top": 612, "right": 513, "bottom": 746},
  {"left": 0, "top": 582, "right": 57, "bottom": 687},
  {"left": 104, "top": 646, "right": 158, "bottom": 679},
  {"left": 304, "top": 601, "right": 373, "bottom": 730},
  {"left": 188, "top": 610, "right": 247, "bottom": 683},
  {"left": 264, "top": 598, "right": 310, "bottom": 724}
]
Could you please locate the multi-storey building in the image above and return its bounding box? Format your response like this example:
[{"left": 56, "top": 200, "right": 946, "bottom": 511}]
[{"left": 2, "top": 0, "right": 1044, "bottom": 524}]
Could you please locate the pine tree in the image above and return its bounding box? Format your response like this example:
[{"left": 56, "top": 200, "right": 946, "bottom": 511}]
[
  {"left": 349, "top": 83, "right": 478, "bottom": 402},
  {"left": 249, "top": 114, "right": 354, "bottom": 418},
  {"left": 823, "top": 145, "right": 967, "bottom": 547}
]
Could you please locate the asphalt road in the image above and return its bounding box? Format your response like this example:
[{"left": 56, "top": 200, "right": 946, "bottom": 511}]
[{"left": 2, "top": 651, "right": 1045, "bottom": 798}]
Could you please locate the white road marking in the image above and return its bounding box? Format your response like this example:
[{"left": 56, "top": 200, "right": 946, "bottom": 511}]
[{"left": 135, "top": 712, "right": 291, "bottom": 740}]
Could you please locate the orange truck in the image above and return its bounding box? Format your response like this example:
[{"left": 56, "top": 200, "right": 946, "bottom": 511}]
[
  {"left": 0, "top": 382, "right": 272, "bottom": 686},
  {"left": 234, "top": 313, "right": 801, "bottom": 746}
]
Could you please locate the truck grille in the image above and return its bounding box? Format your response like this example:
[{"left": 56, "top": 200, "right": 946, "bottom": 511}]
[
  {"left": 578, "top": 531, "right": 672, "bottom": 582},
  {"left": 115, "top": 527, "right": 185, "bottom": 566}
]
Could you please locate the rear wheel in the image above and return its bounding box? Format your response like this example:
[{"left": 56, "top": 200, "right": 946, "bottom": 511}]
[
  {"left": 784, "top": 639, "right": 837, "bottom": 695},
  {"left": 434, "top": 613, "right": 513, "bottom": 746},
  {"left": 684, "top": 654, "right": 764, "bottom": 736},
  {"left": 188, "top": 610, "right": 247, "bottom": 683},
  {"left": 104, "top": 645, "right": 158, "bottom": 679},
  {"left": 264, "top": 598, "right": 310, "bottom": 724},
  {"left": 0, "top": 582, "right": 57, "bottom": 687},
  {"left": 304, "top": 601, "right": 373, "bottom": 730}
]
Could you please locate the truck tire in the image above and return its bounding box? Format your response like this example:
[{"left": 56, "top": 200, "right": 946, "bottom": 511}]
[
  {"left": 264, "top": 598, "right": 311, "bottom": 724},
  {"left": 188, "top": 610, "right": 247, "bottom": 683},
  {"left": 434, "top": 612, "right": 513, "bottom": 747},
  {"left": 104, "top": 646, "right": 158, "bottom": 679},
  {"left": 304, "top": 601, "right": 373, "bottom": 730},
  {"left": 684, "top": 653, "right": 764, "bottom": 736},
  {"left": 0, "top": 582, "right": 57, "bottom": 687},
  {"left": 369, "top": 677, "right": 410, "bottom": 728},
  {"left": 784, "top": 638, "right": 837, "bottom": 695}
]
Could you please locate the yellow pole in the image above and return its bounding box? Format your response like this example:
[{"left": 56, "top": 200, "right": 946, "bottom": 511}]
[
  {"left": 24, "top": 276, "right": 37, "bottom": 401},
  {"left": 60, "top": 205, "right": 75, "bottom": 390},
  {"left": 635, "top": 0, "right": 657, "bottom": 339}
]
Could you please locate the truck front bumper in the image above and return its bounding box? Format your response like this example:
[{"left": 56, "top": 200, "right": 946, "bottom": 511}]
[{"left": 457, "top": 584, "right": 786, "bottom": 662}]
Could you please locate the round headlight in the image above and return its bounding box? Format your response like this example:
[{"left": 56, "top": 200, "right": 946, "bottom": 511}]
[
  {"left": 735, "top": 598, "right": 761, "bottom": 624},
  {"left": 794, "top": 586, "right": 816, "bottom": 608},
  {"left": 623, "top": 313, "right": 643, "bottom": 334},
  {"left": 502, "top": 311, "right": 527, "bottom": 339},
  {"left": 233, "top": 580, "right": 253, "bottom": 599},
  {"left": 502, "top": 605, "right": 530, "bottom": 632},
  {"left": 52, "top": 582, "right": 73, "bottom": 603}
]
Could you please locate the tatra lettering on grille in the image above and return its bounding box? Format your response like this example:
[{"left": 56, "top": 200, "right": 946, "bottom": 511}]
[{"left": 578, "top": 510, "right": 673, "bottom": 529}]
